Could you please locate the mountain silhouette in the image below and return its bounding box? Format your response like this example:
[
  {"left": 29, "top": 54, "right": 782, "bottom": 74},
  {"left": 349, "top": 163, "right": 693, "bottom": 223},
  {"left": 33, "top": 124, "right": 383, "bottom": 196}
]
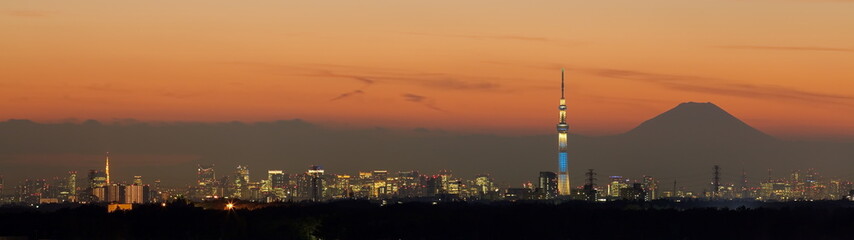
[
  {"left": 567, "top": 102, "right": 853, "bottom": 186},
  {"left": 622, "top": 102, "right": 773, "bottom": 142}
]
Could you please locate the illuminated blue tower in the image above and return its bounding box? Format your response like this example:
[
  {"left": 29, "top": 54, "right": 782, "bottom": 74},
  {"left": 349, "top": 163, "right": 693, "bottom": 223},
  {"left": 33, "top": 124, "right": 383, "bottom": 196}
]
[{"left": 557, "top": 69, "right": 570, "bottom": 195}]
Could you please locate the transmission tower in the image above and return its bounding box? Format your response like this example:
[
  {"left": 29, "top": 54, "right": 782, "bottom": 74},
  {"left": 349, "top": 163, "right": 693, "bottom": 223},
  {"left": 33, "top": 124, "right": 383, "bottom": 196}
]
[{"left": 672, "top": 178, "right": 678, "bottom": 197}]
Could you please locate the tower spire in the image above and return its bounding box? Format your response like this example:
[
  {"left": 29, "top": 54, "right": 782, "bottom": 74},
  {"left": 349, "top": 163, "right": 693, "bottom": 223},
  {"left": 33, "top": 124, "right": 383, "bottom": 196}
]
[
  {"left": 561, "top": 68, "right": 565, "bottom": 99},
  {"left": 105, "top": 152, "right": 111, "bottom": 185}
]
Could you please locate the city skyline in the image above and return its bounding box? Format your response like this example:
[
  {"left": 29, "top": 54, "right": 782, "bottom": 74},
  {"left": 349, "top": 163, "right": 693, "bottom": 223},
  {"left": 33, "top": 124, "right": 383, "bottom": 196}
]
[{"left": 7, "top": 150, "right": 853, "bottom": 205}]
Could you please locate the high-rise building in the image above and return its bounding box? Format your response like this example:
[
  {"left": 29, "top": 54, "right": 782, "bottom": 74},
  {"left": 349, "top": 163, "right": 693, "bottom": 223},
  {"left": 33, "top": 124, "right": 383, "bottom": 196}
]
[
  {"left": 329, "top": 174, "right": 352, "bottom": 199},
  {"left": 233, "top": 165, "right": 250, "bottom": 198},
  {"left": 67, "top": 171, "right": 77, "bottom": 196},
  {"left": 556, "top": 69, "right": 571, "bottom": 195},
  {"left": 106, "top": 185, "right": 121, "bottom": 203},
  {"left": 105, "top": 152, "right": 111, "bottom": 185},
  {"left": 642, "top": 176, "right": 658, "bottom": 201},
  {"left": 307, "top": 165, "right": 325, "bottom": 201},
  {"left": 538, "top": 171, "right": 558, "bottom": 199},
  {"left": 125, "top": 184, "right": 144, "bottom": 204},
  {"left": 268, "top": 170, "right": 286, "bottom": 199},
  {"left": 133, "top": 176, "right": 142, "bottom": 185},
  {"left": 438, "top": 170, "right": 453, "bottom": 194},
  {"left": 58, "top": 171, "right": 77, "bottom": 202},
  {"left": 88, "top": 170, "right": 107, "bottom": 188},
  {"left": 197, "top": 164, "right": 216, "bottom": 198},
  {"left": 474, "top": 174, "right": 495, "bottom": 197},
  {"left": 607, "top": 176, "right": 628, "bottom": 198}
]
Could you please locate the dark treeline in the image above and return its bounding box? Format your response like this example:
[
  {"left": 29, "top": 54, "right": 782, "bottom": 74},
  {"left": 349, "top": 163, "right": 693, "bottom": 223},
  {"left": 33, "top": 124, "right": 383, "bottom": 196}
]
[{"left": 1, "top": 200, "right": 854, "bottom": 239}]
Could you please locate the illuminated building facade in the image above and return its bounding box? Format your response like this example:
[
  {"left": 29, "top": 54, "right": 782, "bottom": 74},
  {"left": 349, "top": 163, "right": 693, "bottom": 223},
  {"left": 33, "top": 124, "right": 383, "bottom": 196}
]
[
  {"left": 307, "top": 165, "right": 325, "bottom": 201},
  {"left": 538, "top": 171, "right": 558, "bottom": 199},
  {"left": 267, "top": 170, "right": 286, "bottom": 199},
  {"left": 556, "top": 69, "right": 571, "bottom": 195},
  {"left": 233, "top": 165, "right": 250, "bottom": 198},
  {"left": 105, "top": 152, "right": 111, "bottom": 185},
  {"left": 125, "top": 184, "right": 144, "bottom": 204},
  {"left": 88, "top": 170, "right": 106, "bottom": 188},
  {"left": 607, "top": 176, "right": 628, "bottom": 198},
  {"left": 196, "top": 164, "right": 216, "bottom": 198}
]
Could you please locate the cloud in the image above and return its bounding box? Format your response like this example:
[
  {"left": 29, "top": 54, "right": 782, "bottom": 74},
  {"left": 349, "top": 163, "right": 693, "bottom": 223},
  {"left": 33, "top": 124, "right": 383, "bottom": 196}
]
[
  {"left": 331, "top": 90, "right": 365, "bottom": 101},
  {"left": 5, "top": 10, "right": 53, "bottom": 17},
  {"left": 718, "top": 45, "right": 854, "bottom": 53},
  {"left": 585, "top": 68, "right": 854, "bottom": 107},
  {"left": 312, "top": 70, "right": 376, "bottom": 85},
  {"left": 402, "top": 93, "right": 426, "bottom": 102},
  {"left": 223, "top": 62, "right": 502, "bottom": 92},
  {"left": 402, "top": 93, "right": 445, "bottom": 112}
]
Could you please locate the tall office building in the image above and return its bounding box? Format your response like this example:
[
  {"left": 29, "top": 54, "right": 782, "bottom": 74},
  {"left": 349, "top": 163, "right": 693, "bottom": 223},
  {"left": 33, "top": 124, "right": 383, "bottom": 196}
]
[
  {"left": 105, "top": 152, "right": 111, "bottom": 185},
  {"left": 268, "top": 170, "right": 286, "bottom": 199},
  {"left": 642, "top": 176, "right": 658, "bottom": 201},
  {"left": 307, "top": 166, "right": 325, "bottom": 201},
  {"left": 197, "top": 164, "right": 216, "bottom": 197},
  {"left": 607, "top": 176, "right": 628, "bottom": 198},
  {"left": 474, "top": 174, "right": 495, "bottom": 197},
  {"left": 88, "top": 170, "right": 107, "bottom": 188},
  {"left": 67, "top": 171, "right": 77, "bottom": 196},
  {"left": 124, "top": 184, "right": 144, "bottom": 204},
  {"left": 133, "top": 176, "right": 143, "bottom": 185},
  {"left": 538, "top": 171, "right": 559, "bottom": 199},
  {"left": 233, "top": 165, "right": 250, "bottom": 198},
  {"left": 106, "top": 185, "right": 121, "bottom": 203},
  {"left": 556, "top": 69, "right": 571, "bottom": 195}
]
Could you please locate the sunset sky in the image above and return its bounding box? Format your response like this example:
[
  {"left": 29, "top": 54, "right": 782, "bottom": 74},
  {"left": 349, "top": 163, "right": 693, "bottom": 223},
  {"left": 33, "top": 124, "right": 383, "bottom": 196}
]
[{"left": 2, "top": 0, "right": 853, "bottom": 139}]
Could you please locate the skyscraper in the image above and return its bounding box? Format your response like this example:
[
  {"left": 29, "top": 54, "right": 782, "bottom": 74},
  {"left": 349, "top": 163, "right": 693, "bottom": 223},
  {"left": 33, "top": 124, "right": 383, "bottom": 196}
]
[
  {"left": 268, "top": 170, "right": 286, "bottom": 199},
  {"left": 124, "top": 184, "right": 144, "bottom": 204},
  {"left": 197, "top": 164, "right": 216, "bottom": 198},
  {"left": 88, "top": 170, "right": 107, "bottom": 188},
  {"left": 233, "top": 165, "right": 250, "bottom": 198},
  {"left": 557, "top": 69, "right": 571, "bottom": 195},
  {"left": 538, "top": 171, "right": 558, "bottom": 199},
  {"left": 307, "top": 165, "right": 325, "bottom": 201},
  {"left": 68, "top": 172, "right": 77, "bottom": 195},
  {"left": 105, "top": 152, "right": 111, "bottom": 185}
]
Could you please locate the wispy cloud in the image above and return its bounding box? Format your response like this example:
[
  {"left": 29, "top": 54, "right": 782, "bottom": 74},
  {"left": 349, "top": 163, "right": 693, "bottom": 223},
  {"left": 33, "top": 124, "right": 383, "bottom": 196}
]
[
  {"left": 223, "top": 61, "right": 502, "bottom": 92},
  {"left": 718, "top": 45, "right": 854, "bottom": 53},
  {"left": 584, "top": 68, "right": 854, "bottom": 107},
  {"left": 331, "top": 90, "right": 365, "bottom": 101},
  {"left": 402, "top": 93, "right": 426, "bottom": 102},
  {"left": 402, "top": 93, "right": 445, "bottom": 112}
]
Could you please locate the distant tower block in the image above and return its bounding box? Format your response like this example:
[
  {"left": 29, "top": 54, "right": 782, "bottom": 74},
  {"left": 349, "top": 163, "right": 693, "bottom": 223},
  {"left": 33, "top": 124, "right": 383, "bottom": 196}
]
[
  {"left": 105, "top": 152, "right": 111, "bottom": 185},
  {"left": 557, "top": 69, "right": 571, "bottom": 195}
]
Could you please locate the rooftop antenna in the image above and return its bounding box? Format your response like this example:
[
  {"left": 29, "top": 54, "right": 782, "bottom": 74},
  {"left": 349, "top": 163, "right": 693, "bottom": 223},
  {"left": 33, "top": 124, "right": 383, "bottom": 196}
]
[{"left": 561, "top": 68, "right": 565, "bottom": 99}]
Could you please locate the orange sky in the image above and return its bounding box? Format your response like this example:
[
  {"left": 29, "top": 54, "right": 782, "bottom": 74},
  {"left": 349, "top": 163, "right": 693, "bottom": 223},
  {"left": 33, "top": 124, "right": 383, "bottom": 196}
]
[{"left": 1, "top": 0, "right": 853, "bottom": 139}]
